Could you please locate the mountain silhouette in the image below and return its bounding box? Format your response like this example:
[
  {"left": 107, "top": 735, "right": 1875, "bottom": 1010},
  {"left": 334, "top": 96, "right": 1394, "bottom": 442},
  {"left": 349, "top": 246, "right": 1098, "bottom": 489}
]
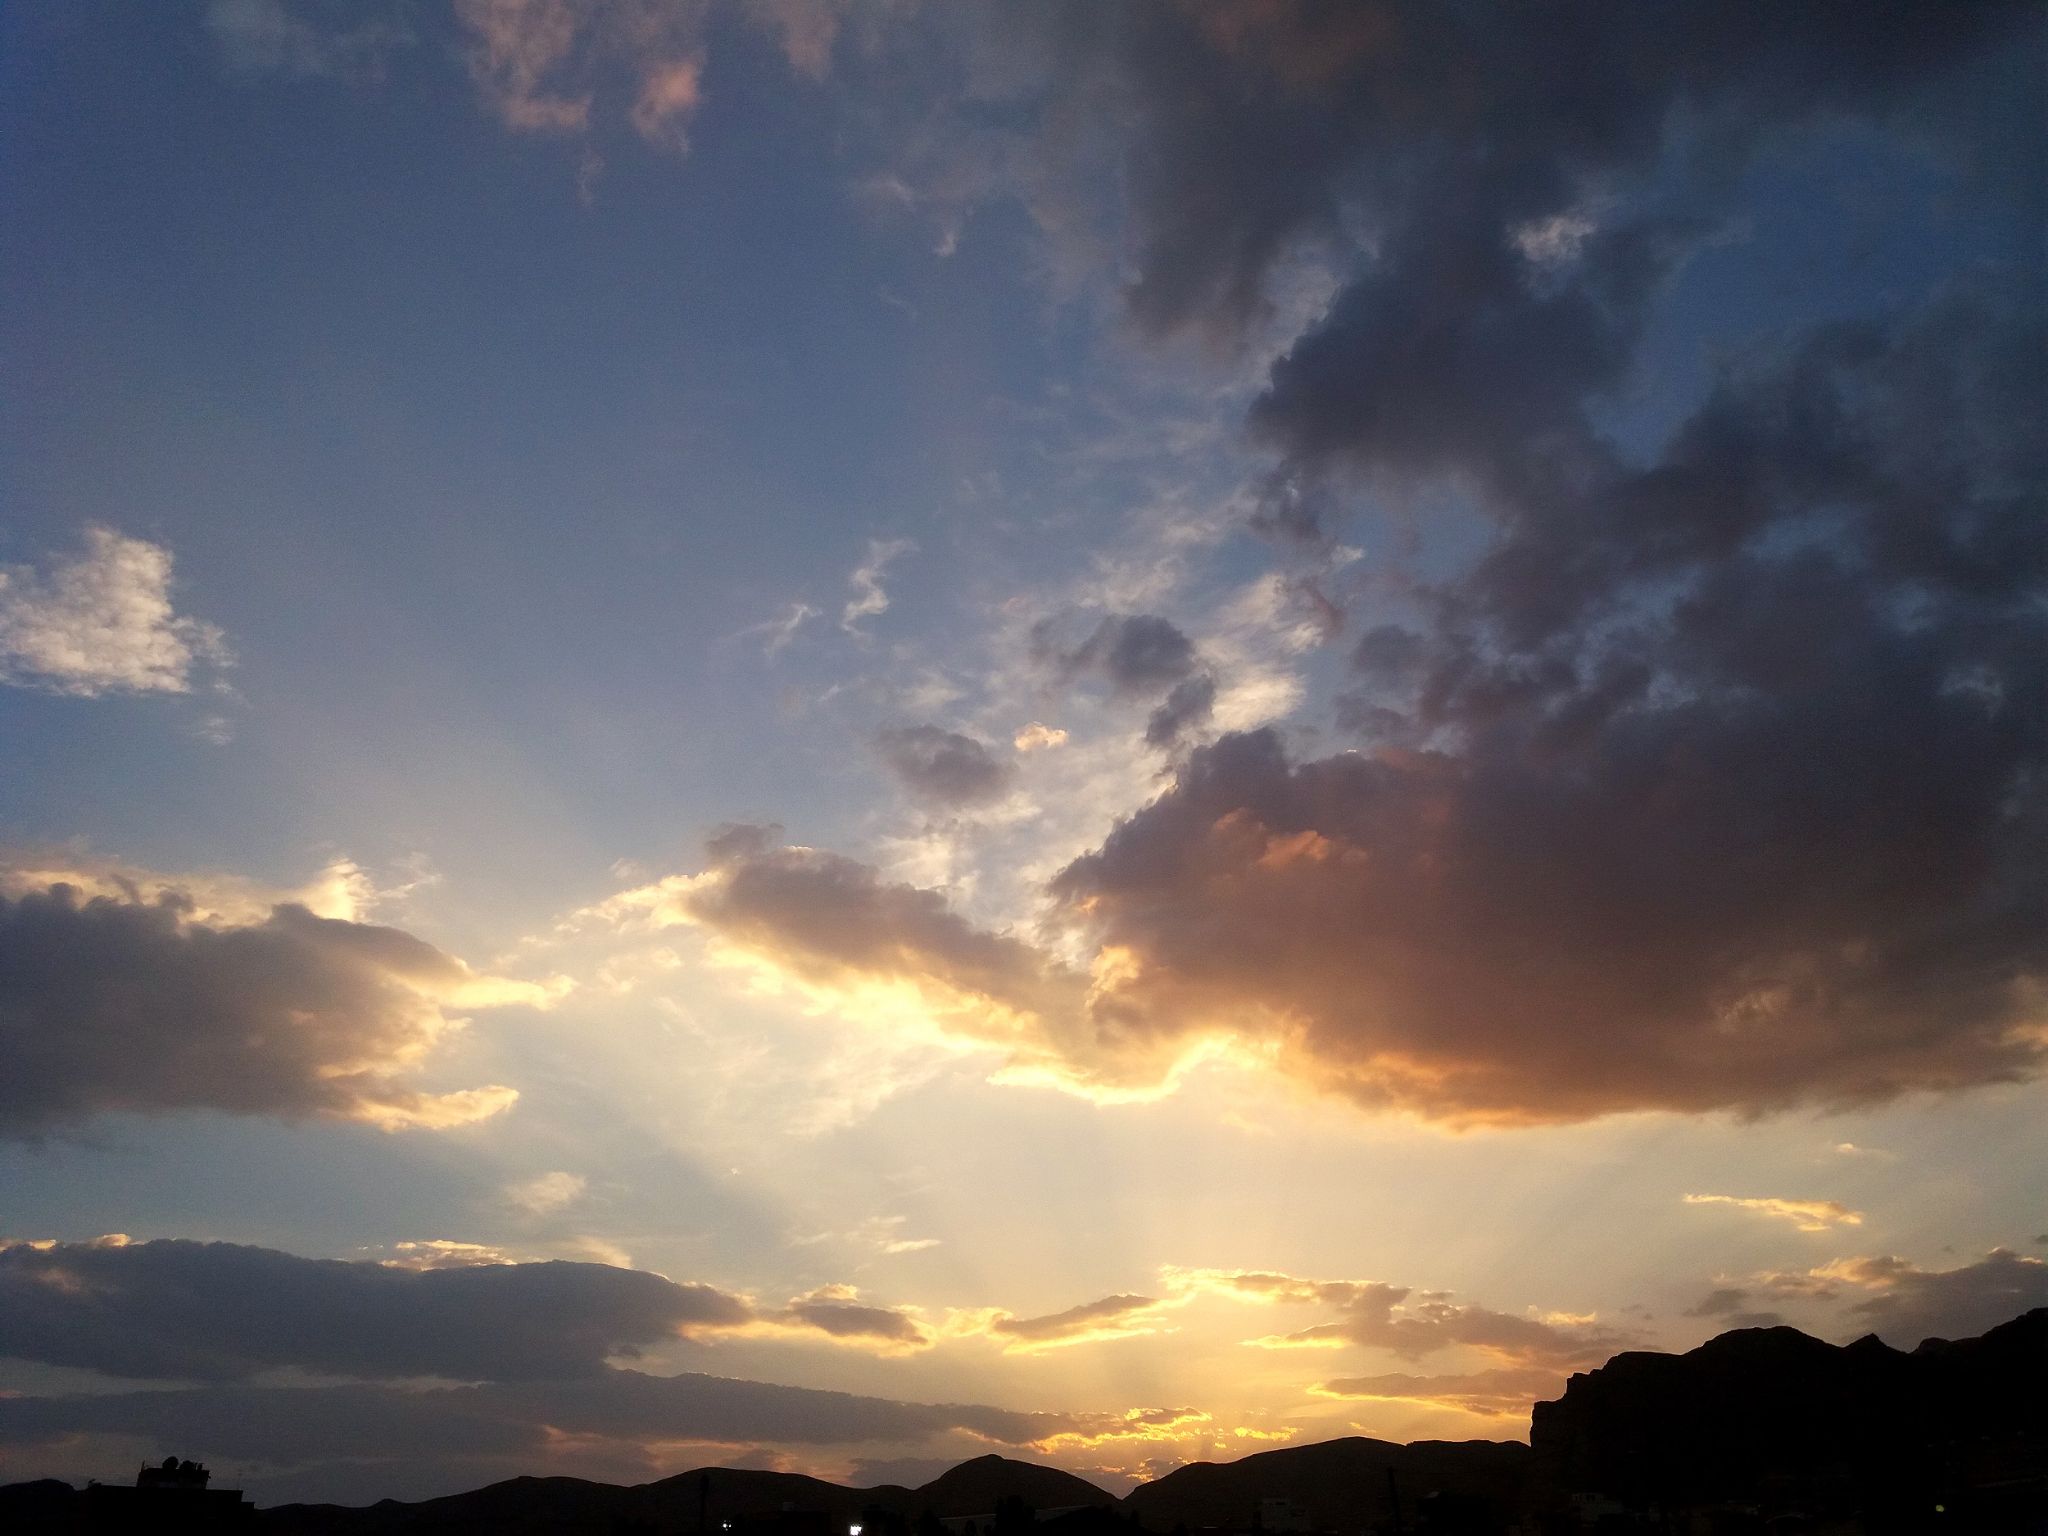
[
  {"left": 913, "top": 1454, "right": 1115, "bottom": 1517},
  {"left": 1530, "top": 1305, "right": 2047, "bottom": 1525},
  {"left": 239, "top": 1456, "right": 1107, "bottom": 1535},
  {"left": 1120, "top": 1435, "right": 1528, "bottom": 1530}
]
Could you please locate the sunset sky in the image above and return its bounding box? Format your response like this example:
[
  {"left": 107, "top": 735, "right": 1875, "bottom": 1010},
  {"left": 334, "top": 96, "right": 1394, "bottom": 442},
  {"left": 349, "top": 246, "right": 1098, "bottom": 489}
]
[{"left": 2, "top": 0, "right": 2044, "bottom": 1508}]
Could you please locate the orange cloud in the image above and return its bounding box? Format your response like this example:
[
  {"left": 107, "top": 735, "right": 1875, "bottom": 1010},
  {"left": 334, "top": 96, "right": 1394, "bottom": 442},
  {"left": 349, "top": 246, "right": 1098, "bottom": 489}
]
[
  {"left": 958, "top": 1293, "right": 1179, "bottom": 1353},
  {"left": 1683, "top": 1193, "right": 1865, "bottom": 1232}
]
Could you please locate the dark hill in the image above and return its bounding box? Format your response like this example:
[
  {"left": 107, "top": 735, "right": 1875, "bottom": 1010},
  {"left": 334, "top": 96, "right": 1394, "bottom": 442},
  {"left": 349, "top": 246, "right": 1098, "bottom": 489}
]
[
  {"left": 252, "top": 1456, "right": 1107, "bottom": 1534},
  {"left": 911, "top": 1455, "right": 1114, "bottom": 1517},
  {"left": 1530, "top": 1305, "right": 2047, "bottom": 1525},
  {"left": 1119, "top": 1435, "right": 1530, "bottom": 1530}
]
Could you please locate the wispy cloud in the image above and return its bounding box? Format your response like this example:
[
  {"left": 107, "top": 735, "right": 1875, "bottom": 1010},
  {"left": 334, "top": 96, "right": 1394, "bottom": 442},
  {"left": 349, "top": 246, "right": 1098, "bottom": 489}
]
[
  {"left": 1165, "top": 1266, "right": 1634, "bottom": 1369},
  {"left": 956, "top": 1293, "right": 1177, "bottom": 1353},
  {"left": 733, "top": 601, "right": 819, "bottom": 658},
  {"left": 1683, "top": 1194, "right": 1865, "bottom": 1233},
  {"left": 206, "top": 0, "right": 411, "bottom": 80},
  {"left": 842, "top": 537, "right": 916, "bottom": 633}
]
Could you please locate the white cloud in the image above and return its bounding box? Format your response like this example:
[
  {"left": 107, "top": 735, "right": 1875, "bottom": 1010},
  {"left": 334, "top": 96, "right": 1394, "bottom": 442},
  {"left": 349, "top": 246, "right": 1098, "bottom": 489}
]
[{"left": 0, "top": 528, "right": 232, "bottom": 697}]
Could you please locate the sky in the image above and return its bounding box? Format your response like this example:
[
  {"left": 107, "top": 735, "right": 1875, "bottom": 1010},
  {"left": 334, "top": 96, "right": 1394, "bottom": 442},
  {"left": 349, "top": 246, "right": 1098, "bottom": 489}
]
[{"left": 1, "top": 0, "right": 2044, "bottom": 1509}]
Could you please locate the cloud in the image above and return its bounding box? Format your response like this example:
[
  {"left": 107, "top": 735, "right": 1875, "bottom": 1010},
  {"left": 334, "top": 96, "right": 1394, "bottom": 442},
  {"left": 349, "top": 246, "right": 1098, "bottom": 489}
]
[
  {"left": 1829, "top": 1248, "right": 2048, "bottom": 1345},
  {"left": 0, "top": 528, "right": 231, "bottom": 697},
  {"left": 718, "top": 12, "right": 2042, "bottom": 1131},
  {"left": 775, "top": 1288, "right": 929, "bottom": 1350},
  {"left": 0, "top": 1237, "right": 961, "bottom": 1387},
  {"left": 1683, "top": 1287, "right": 1752, "bottom": 1318},
  {"left": 452, "top": 0, "right": 594, "bottom": 133},
  {"left": 843, "top": 537, "right": 916, "bottom": 632},
  {"left": 1013, "top": 722, "right": 1069, "bottom": 753},
  {"left": 875, "top": 726, "right": 1017, "bottom": 809},
  {"left": 1041, "top": 699, "right": 2043, "bottom": 1124},
  {"left": 450, "top": 0, "right": 715, "bottom": 146},
  {"left": 378, "top": 1240, "right": 519, "bottom": 1271},
  {"left": 0, "top": 1238, "right": 752, "bottom": 1382},
  {"left": 1144, "top": 675, "right": 1216, "bottom": 752},
  {"left": 631, "top": 55, "right": 703, "bottom": 148},
  {"left": 504, "top": 1171, "right": 588, "bottom": 1216},
  {"left": 579, "top": 831, "right": 1100, "bottom": 1085},
  {"left": 1700, "top": 1245, "right": 2048, "bottom": 1346},
  {"left": 0, "top": 1242, "right": 1203, "bottom": 1499},
  {"left": 1167, "top": 1267, "right": 1633, "bottom": 1369},
  {"left": 572, "top": 291, "right": 2046, "bottom": 1133},
  {"left": 205, "top": 0, "right": 410, "bottom": 80},
  {"left": 1001, "top": 4, "right": 2035, "bottom": 377},
  {"left": 974, "top": 1294, "right": 1171, "bottom": 1352},
  {"left": 1683, "top": 1195, "right": 1865, "bottom": 1233},
  {"left": 1312, "top": 1367, "right": 1564, "bottom": 1419},
  {"left": 0, "top": 858, "right": 566, "bottom": 1137},
  {"left": 734, "top": 601, "right": 819, "bottom": 658},
  {"left": 517, "top": 21, "right": 2041, "bottom": 1133},
  {"left": 749, "top": 0, "right": 848, "bottom": 80},
  {"left": 1038, "top": 613, "right": 1199, "bottom": 697}
]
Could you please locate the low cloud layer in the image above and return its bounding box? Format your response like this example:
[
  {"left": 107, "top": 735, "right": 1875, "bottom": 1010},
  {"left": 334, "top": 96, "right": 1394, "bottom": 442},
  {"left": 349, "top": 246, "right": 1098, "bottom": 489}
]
[
  {"left": 0, "top": 1238, "right": 749, "bottom": 1382},
  {"left": 0, "top": 1239, "right": 962, "bottom": 1386},
  {"left": 0, "top": 528, "right": 230, "bottom": 697},
  {"left": 0, "top": 1365, "right": 1193, "bottom": 1503},
  {"left": 0, "top": 861, "right": 561, "bottom": 1137},
  {"left": 0, "top": 1244, "right": 1202, "bottom": 1501}
]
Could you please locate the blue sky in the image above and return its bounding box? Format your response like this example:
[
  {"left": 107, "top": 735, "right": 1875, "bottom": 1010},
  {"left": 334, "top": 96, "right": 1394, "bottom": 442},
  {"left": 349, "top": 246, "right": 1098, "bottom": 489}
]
[{"left": 2, "top": 0, "right": 2043, "bottom": 1507}]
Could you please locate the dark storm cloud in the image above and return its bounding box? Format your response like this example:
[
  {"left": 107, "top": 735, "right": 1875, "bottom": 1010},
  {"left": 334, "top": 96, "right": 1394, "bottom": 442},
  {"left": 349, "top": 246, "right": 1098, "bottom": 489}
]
[
  {"left": 0, "top": 1239, "right": 751, "bottom": 1381},
  {"left": 0, "top": 882, "right": 528, "bottom": 1137},
  {"left": 1047, "top": 705, "right": 2041, "bottom": 1124},
  {"left": 1037, "top": 614, "right": 1200, "bottom": 697},
  {"left": 1046, "top": 277, "right": 2046, "bottom": 1124},
  {"left": 1028, "top": 0, "right": 2039, "bottom": 415},
  {"left": 875, "top": 725, "right": 1016, "bottom": 808}
]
